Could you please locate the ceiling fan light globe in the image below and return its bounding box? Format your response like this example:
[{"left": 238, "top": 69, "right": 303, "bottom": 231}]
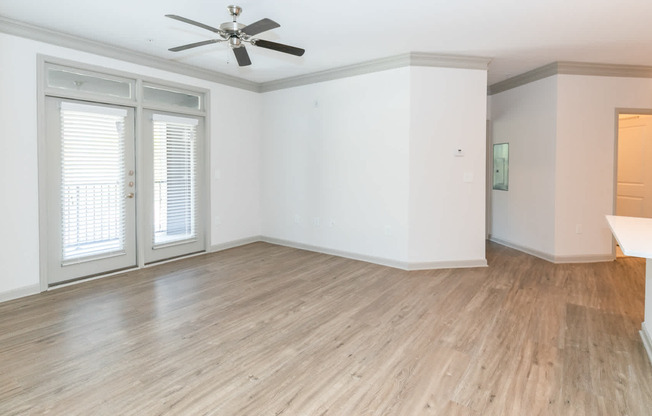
[{"left": 229, "top": 37, "right": 242, "bottom": 48}]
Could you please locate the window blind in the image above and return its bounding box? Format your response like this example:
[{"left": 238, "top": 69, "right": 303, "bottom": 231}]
[
  {"left": 152, "top": 114, "right": 198, "bottom": 247},
  {"left": 60, "top": 102, "right": 127, "bottom": 263}
]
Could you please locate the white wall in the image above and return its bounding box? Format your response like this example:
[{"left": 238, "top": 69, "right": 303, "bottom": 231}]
[
  {"left": 489, "top": 76, "right": 558, "bottom": 258},
  {"left": 0, "top": 34, "right": 41, "bottom": 296},
  {"left": 408, "top": 66, "right": 487, "bottom": 265},
  {"left": 1, "top": 30, "right": 490, "bottom": 299},
  {"left": 209, "top": 90, "right": 262, "bottom": 248},
  {"left": 0, "top": 32, "right": 261, "bottom": 298},
  {"left": 555, "top": 75, "right": 652, "bottom": 258},
  {"left": 260, "top": 68, "right": 411, "bottom": 263},
  {"left": 490, "top": 73, "right": 652, "bottom": 261},
  {"left": 261, "top": 65, "right": 489, "bottom": 268}
]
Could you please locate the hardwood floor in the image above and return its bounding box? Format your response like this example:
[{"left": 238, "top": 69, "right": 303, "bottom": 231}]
[{"left": 1, "top": 242, "right": 651, "bottom": 415}]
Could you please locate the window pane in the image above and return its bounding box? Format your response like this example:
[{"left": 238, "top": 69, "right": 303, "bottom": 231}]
[
  {"left": 47, "top": 66, "right": 134, "bottom": 99},
  {"left": 493, "top": 143, "right": 509, "bottom": 191},
  {"left": 152, "top": 115, "right": 198, "bottom": 247},
  {"left": 60, "top": 102, "right": 127, "bottom": 263},
  {"left": 144, "top": 85, "right": 202, "bottom": 110}
]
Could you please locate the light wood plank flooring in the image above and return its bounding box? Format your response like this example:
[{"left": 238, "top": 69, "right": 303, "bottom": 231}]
[{"left": 1, "top": 242, "right": 651, "bottom": 415}]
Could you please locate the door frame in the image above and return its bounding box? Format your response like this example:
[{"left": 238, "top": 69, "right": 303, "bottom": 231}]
[
  {"left": 612, "top": 107, "right": 652, "bottom": 258},
  {"left": 37, "top": 55, "right": 211, "bottom": 291},
  {"left": 486, "top": 119, "right": 492, "bottom": 240}
]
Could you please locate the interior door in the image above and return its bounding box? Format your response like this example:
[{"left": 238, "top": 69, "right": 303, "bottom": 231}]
[
  {"left": 141, "top": 110, "right": 205, "bottom": 263},
  {"left": 46, "top": 97, "right": 137, "bottom": 284},
  {"left": 617, "top": 115, "right": 652, "bottom": 218}
]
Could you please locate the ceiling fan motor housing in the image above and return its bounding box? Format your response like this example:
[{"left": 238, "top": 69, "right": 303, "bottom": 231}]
[{"left": 219, "top": 21, "right": 245, "bottom": 33}]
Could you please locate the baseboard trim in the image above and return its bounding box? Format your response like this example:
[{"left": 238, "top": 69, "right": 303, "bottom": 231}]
[
  {"left": 260, "top": 236, "right": 487, "bottom": 271},
  {"left": 210, "top": 236, "right": 262, "bottom": 253},
  {"left": 408, "top": 259, "right": 488, "bottom": 270},
  {"left": 0, "top": 237, "right": 489, "bottom": 303},
  {"left": 2, "top": 238, "right": 262, "bottom": 303},
  {"left": 641, "top": 323, "right": 652, "bottom": 366},
  {"left": 489, "top": 236, "right": 614, "bottom": 264},
  {"left": 0, "top": 284, "right": 41, "bottom": 303},
  {"left": 489, "top": 237, "right": 556, "bottom": 262},
  {"left": 261, "top": 236, "right": 411, "bottom": 270},
  {"left": 553, "top": 253, "right": 614, "bottom": 263}
]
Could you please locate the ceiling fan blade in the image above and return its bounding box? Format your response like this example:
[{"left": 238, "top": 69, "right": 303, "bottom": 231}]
[
  {"left": 233, "top": 46, "right": 252, "bottom": 66},
  {"left": 253, "top": 39, "right": 305, "bottom": 57},
  {"left": 165, "top": 14, "right": 223, "bottom": 34},
  {"left": 169, "top": 39, "right": 222, "bottom": 52},
  {"left": 241, "top": 18, "right": 280, "bottom": 36}
]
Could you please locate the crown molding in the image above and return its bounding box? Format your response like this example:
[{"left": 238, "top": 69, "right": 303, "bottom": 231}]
[
  {"left": 409, "top": 52, "right": 491, "bottom": 70},
  {"left": 0, "top": 15, "right": 260, "bottom": 92},
  {"left": 0, "top": 15, "right": 490, "bottom": 94},
  {"left": 6, "top": 14, "right": 652, "bottom": 97},
  {"left": 488, "top": 61, "right": 652, "bottom": 95},
  {"left": 487, "top": 63, "right": 559, "bottom": 95},
  {"left": 556, "top": 61, "right": 652, "bottom": 78},
  {"left": 259, "top": 54, "right": 411, "bottom": 92},
  {"left": 259, "top": 52, "right": 491, "bottom": 93}
]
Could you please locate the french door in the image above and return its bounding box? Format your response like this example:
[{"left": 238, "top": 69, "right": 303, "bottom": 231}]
[
  {"left": 45, "top": 99, "right": 205, "bottom": 285},
  {"left": 141, "top": 110, "right": 205, "bottom": 264},
  {"left": 46, "top": 98, "right": 137, "bottom": 284}
]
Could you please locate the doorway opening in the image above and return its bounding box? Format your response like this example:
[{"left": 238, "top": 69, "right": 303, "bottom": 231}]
[{"left": 614, "top": 110, "right": 652, "bottom": 257}]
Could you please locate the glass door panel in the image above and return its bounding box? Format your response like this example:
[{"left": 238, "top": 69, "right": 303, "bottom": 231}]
[
  {"left": 142, "top": 111, "right": 205, "bottom": 263},
  {"left": 46, "top": 98, "right": 136, "bottom": 284}
]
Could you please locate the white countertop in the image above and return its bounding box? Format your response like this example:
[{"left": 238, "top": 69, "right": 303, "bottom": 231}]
[{"left": 606, "top": 215, "right": 652, "bottom": 258}]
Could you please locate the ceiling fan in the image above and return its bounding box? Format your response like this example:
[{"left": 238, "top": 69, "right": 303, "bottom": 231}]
[{"left": 166, "top": 5, "right": 305, "bottom": 66}]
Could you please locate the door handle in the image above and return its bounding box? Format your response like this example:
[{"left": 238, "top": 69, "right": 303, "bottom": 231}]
[{"left": 126, "top": 193, "right": 135, "bottom": 199}]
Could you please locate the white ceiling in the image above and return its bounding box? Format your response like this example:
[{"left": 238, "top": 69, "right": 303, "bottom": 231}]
[{"left": 2, "top": 0, "right": 652, "bottom": 85}]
